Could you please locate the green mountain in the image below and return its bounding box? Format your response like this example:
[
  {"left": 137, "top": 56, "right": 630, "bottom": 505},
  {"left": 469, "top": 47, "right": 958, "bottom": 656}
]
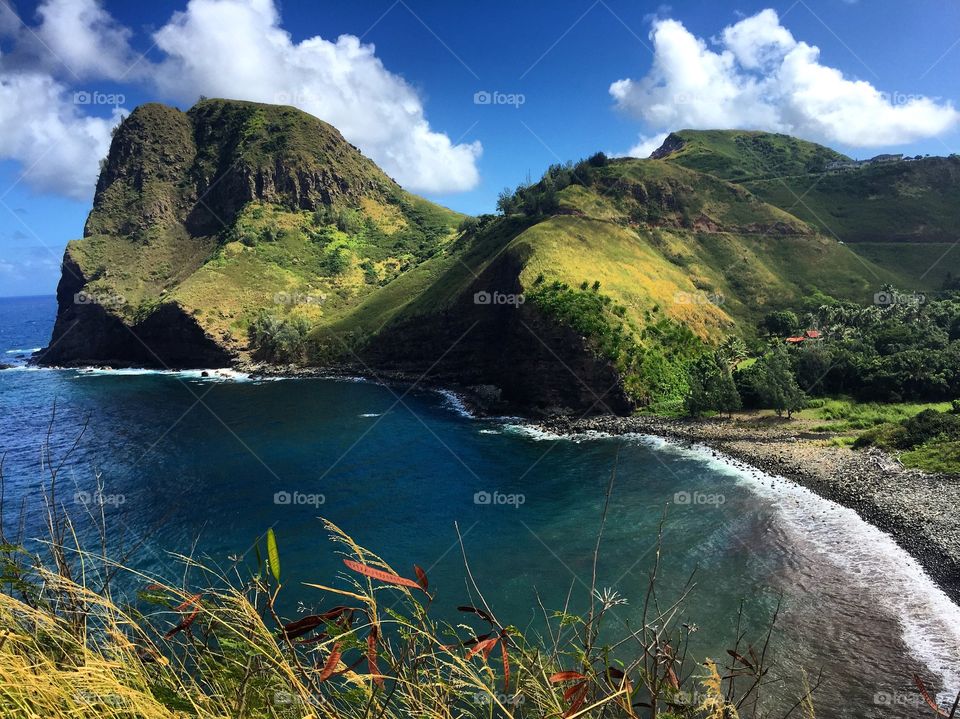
[
  {"left": 41, "top": 101, "right": 958, "bottom": 414},
  {"left": 654, "top": 130, "right": 960, "bottom": 288}
]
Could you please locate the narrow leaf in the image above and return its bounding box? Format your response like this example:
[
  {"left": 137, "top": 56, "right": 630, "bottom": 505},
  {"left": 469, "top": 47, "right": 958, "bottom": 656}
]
[
  {"left": 465, "top": 636, "right": 499, "bottom": 660},
  {"left": 914, "top": 675, "right": 949, "bottom": 718},
  {"left": 500, "top": 637, "right": 511, "bottom": 691},
  {"left": 267, "top": 528, "right": 281, "bottom": 582},
  {"left": 343, "top": 558, "right": 421, "bottom": 590},
  {"left": 414, "top": 564, "right": 429, "bottom": 592},
  {"left": 550, "top": 671, "right": 588, "bottom": 683},
  {"left": 367, "top": 628, "right": 385, "bottom": 688},
  {"left": 457, "top": 605, "right": 494, "bottom": 624},
  {"left": 318, "top": 643, "right": 342, "bottom": 682}
]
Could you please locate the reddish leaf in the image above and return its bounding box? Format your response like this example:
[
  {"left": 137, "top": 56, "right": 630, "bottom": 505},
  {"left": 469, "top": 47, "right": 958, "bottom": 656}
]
[
  {"left": 144, "top": 583, "right": 164, "bottom": 591},
  {"left": 164, "top": 594, "right": 202, "bottom": 639},
  {"left": 318, "top": 643, "right": 342, "bottom": 682},
  {"left": 550, "top": 671, "right": 588, "bottom": 683},
  {"left": 726, "top": 649, "right": 755, "bottom": 671},
  {"left": 564, "top": 682, "right": 589, "bottom": 717},
  {"left": 283, "top": 606, "right": 351, "bottom": 639},
  {"left": 465, "top": 637, "right": 499, "bottom": 661},
  {"left": 343, "top": 559, "right": 422, "bottom": 591},
  {"left": 914, "top": 675, "right": 949, "bottom": 718},
  {"left": 605, "top": 667, "right": 625, "bottom": 681},
  {"left": 367, "top": 628, "right": 384, "bottom": 688},
  {"left": 174, "top": 593, "right": 203, "bottom": 611},
  {"left": 413, "top": 564, "right": 428, "bottom": 592}
]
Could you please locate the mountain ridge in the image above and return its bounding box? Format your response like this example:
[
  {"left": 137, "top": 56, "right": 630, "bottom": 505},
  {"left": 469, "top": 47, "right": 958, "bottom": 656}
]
[{"left": 39, "top": 100, "right": 958, "bottom": 414}]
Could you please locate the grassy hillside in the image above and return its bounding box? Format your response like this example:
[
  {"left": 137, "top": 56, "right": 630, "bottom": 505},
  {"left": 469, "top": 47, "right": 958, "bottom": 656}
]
[
  {"left": 651, "top": 130, "right": 849, "bottom": 181},
  {"left": 654, "top": 131, "right": 960, "bottom": 289}
]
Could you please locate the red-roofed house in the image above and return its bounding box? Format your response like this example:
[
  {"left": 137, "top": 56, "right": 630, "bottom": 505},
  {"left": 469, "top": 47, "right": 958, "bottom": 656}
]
[
  {"left": 785, "top": 336, "right": 806, "bottom": 344},
  {"left": 804, "top": 329, "right": 822, "bottom": 339}
]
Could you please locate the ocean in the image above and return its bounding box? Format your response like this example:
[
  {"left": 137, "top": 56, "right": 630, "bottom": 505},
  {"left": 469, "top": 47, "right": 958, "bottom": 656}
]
[{"left": 1, "top": 294, "right": 958, "bottom": 717}]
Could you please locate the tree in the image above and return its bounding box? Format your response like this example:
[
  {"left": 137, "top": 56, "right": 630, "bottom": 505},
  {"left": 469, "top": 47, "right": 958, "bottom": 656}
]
[
  {"left": 761, "top": 310, "right": 800, "bottom": 337},
  {"left": 752, "top": 344, "right": 806, "bottom": 417},
  {"left": 685, "top": 353, "right": 741, "bottom": 417},
  {"left": 496, "top": 187, "right": 517, "bottom": 215},
  {"left": 716, "top": 336, "right": 748, "bottom": 370}
]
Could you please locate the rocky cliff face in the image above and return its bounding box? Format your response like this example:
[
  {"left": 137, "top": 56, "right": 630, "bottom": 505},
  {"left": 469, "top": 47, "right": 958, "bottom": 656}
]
[{"left": 360, "top": 253, "right": 634, "bottom": 415}]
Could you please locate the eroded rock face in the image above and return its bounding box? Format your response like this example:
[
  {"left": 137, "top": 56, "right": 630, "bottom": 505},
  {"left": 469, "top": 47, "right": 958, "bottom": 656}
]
[
  {"left": 41, "top": 252, "right": 232, "bottom": 368},
  {"left": 361, "top": 255, "right": 634, "bottom": 416}
]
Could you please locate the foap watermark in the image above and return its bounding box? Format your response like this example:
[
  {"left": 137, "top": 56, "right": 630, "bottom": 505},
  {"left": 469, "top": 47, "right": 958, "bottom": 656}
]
[
  {"left": 673, "top": 490, "right": 725, "bottom": 507},
  {"left": 473, "top": 290, "right": 525, "bottom": 307},
  {"left": 273, "top": 291, "right": 326, "bottom": 306},
  {"left": 878, "top": 90, "right": 928, "bottom": 106},
  {"left": 274, "top": 490, "right": 325, "bottom": 507},
  {"left": 473, "top": 90, "right": 525, "bottom": 108},
  {"left": 474, "top": 490, "right": 525, "bottom": 508},
  {"left": 74, "top": 290, "right": 126, "bottom": 307},
  {"left": 674, "top": 290, "right": 724, "bottom": 306},
  {"left": 73, "top": 90, "right": 125, "bottom": 107},
  {"left": 873, "top": 691, "right": 927, "bottom": 711},
  {"left": 473, "top": 692, "right": 525, "bottom": 706},
  {"left": 874, "top": 290, "right": 925, "bottom": 306},
  {"left": 75, "top": 490, "right": 126, "bottom": 507}
]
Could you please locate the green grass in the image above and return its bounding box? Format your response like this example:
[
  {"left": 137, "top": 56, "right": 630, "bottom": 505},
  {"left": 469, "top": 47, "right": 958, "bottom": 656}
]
[
  {"left": 901, "top": 440, "right": 960, "bottom": 473},
  {"left": 654, "top": 129, "right": 849, "bottom": 181},
  {"left": 799, "top": 398, "right": 952, "bottom": 432}
]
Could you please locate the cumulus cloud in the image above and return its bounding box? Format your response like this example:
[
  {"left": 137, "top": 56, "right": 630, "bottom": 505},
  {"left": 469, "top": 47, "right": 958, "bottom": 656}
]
[
  {"left": 32, "top": 0, "right": 140, "bottom": 79},
  {"left": 612, "top": 8, "right": 960, "bottom": 155},
  {"left": 0, "top": 58, "right": 122, "bottom": 200},
  {"left": 148, "top": 0, "right": 480, "bottom": 194}
]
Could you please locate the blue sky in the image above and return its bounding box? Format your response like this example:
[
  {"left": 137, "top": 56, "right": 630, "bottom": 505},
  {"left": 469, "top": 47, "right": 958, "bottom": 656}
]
[{"left": 0, "top": 0, "right": 958, "bottom": 296}]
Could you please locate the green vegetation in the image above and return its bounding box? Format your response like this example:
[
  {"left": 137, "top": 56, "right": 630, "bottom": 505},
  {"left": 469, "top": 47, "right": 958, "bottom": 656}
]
[
  {"left": 55, "top": 100, "right": 960, "bottom": 423},
  {"left": 854, "top": 407, "right": 960, "bottom": 473},
  {"left": 655, "top": 130, "right": 960, "bottom": 288},
  {"left": 653, "top": 130, "right": 849, "bottom": 180}
]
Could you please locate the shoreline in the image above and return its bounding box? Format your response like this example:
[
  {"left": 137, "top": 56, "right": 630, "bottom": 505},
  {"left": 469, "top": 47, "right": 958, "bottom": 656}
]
[{"left": 530, "top": 413, "right": 960, "bottom": 605}]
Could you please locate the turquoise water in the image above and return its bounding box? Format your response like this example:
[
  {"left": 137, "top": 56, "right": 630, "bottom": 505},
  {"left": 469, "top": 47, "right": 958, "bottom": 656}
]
[{"left": 1, "top": 296, "right": 959, "bottom": 717}]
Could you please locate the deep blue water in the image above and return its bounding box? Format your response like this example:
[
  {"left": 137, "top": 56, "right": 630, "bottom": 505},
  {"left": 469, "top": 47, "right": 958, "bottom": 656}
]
[{"left": 1, "top": 295, "right": 959, "bottom": 717}]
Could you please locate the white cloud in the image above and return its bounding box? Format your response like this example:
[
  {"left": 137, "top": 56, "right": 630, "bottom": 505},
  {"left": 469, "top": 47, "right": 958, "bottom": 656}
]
[
  {"left": 33, "top": 0, "right": 140, "bottom": 80},
  {"left": 612, "top": 9, "right": 960, "bottom": 150},
  {"left": 625, "top": 132, "right": 668, "bottom": 158},
  {"left": 0, "top": 52, "right": 121, "bottom": 200},
  {"left": 149, "top": 0, "right": 480, "bottom": 193}
]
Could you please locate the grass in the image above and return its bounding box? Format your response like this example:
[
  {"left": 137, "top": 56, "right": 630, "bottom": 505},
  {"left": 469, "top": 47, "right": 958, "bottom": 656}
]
[
  {"left": 654, "top": 130, "right": 849, "bottom": 181},
  {"left": 798, "top": 398, "right": 953, "bottom": 433},
  {"left": 901, "top": 440, "right": 960, "bottom": 473}
]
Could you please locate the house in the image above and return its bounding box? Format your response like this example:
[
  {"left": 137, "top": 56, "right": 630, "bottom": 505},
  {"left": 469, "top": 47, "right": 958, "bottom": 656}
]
[
  {"left": 868, "top": 153, "right": 903, "bottom": 164},
  {"left": 804, "top": 329, "right": 822, "bottom": 340},
  {"left": 785, "top": 336, "right": 806, "bottom": 344}
]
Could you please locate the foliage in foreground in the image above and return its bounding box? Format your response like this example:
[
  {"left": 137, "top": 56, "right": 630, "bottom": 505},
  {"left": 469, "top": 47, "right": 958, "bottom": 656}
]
[
  {"left": 0, "top": 518, "right": 813, "bottom": 719},
  {"left": 0, "top": 438, "right": 834, "bottom": 719}
]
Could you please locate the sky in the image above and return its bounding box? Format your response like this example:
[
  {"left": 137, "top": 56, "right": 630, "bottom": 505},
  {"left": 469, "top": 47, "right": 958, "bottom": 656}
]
[{"left": 0, "top": 0, "right": 958, "bottom": 296}]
